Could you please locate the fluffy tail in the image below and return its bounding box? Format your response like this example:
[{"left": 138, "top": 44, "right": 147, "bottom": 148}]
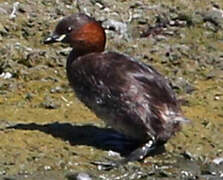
[{"left": 172, "top": 115, "right": 191, "bottom": 124}]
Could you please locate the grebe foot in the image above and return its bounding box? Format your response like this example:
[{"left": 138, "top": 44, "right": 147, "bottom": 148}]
[
  {"left": 91, "top": 140, "right": 155, "bottom": 170},
  {"left": 91, "top": 160, "right": 120, "bottom": 171},
  {"left": 92, "top": 157, "right": 131, "bottom": 170},
  {"left": 125, "top": 140, "right": 155, "bottom": 162}
]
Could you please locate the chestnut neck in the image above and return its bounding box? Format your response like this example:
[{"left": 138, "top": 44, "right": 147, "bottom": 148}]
[
  {"left": 65, "top": 17, "right": 106, "bottom": 72},
  {"left": 66, "top": 47, "right": 104, "bottom": 73}
]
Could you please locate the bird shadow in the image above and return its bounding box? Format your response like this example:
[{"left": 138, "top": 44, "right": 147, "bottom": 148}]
[{"left": 6, "top": 122, "right": 143, "bottom": 156}]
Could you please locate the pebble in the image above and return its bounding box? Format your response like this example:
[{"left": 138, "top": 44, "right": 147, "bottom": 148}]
[
  {"left": 41, "top": 96, "right": 60, "bottom": 109},
  {"left": 203, "top": 7, "right": 223, "bottom": 28},
  {"left": 0, "top": 72, "right": 13, "bottom": 79},
  {"left": 172, "top": 77, "right": 196, "bottom": 94},
  {"left": 50, "top": 86, "right": 65, "bottom": 93},
  {"left": 102, "top": 19, "right": 128, "bottom": 36},
  {"left": 9, "top": 2, "right": 20, "bottom": 19},
  {"left": 213, "top": 157, "right": 223, "bottom": 165},
  {"left": 66, "top": 172, "right": 92, "bottom": 180}
]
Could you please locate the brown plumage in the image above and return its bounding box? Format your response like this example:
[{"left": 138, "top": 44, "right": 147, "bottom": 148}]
[{"left": 44, "top": 13, "right": 188, "bottom": 167}]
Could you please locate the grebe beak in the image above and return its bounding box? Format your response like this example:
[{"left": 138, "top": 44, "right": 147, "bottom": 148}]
[{"left": 44, "top": 34, "right": 66, "bottom": 44}]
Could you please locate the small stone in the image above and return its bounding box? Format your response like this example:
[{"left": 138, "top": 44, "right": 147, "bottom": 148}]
[
  {"left": 102, "top": 19, "right": 128, "bottom": 36},
  {"left": 40, "top": 96, "right": 60, "bottom": 109},
  {"left": 0, "top": 170, "right": 6, "bottom": 176},
  {"left": 44, "top": 165, "right": 52, "bottom": 171},
  {"left": 9, "top": 2, "right": 20, "bottom": 19},
  {"left": 214, "top": 96, "right": 220, "bottom": 100},
  {"left": 213, "top": 157, "right": 223, "bottom": 165},
  {"left": 50, "top": 86, "right": 64, "bottom": 93},
  {"left": 66, "top": 172, "right": 92, "bottom": 180},
  {"left": 203, "top": 7, "right": 223, "bottom": 28},
  {"left": 0, "top": 72, "right": 13, "bottom": 79},
  {"left": 172, "top": 77, "right": 196, "bottom": 94}
]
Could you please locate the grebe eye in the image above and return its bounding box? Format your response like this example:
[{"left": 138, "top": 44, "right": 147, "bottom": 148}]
[{"left": 67, "top": 26, "right": 72, "bottom": 32}]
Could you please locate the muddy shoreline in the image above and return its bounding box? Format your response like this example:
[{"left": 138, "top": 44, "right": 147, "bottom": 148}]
[{"left": 0, "top": 0, "right": 223, "bottom": 179}]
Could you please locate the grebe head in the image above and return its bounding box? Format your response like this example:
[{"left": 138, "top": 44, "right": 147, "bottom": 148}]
[{"left": 44, "top": 13, "right": 106, "bottom": 54}]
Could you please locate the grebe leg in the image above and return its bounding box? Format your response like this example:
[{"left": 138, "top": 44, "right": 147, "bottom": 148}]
[
  {"left": 92, "top": 140, "right": 156, "bottom": 170},
  {"left": 125, "top": 140, "right": 155, "bottom": 161}
]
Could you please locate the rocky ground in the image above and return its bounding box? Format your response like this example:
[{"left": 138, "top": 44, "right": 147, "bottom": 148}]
[{"left": 0, "top": 0, "right": 223, "bottom": 179}]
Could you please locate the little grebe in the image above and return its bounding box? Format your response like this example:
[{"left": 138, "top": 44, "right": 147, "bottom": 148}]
[{"left": 44, "top": 13, "right": 188, "bottom": 167}]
